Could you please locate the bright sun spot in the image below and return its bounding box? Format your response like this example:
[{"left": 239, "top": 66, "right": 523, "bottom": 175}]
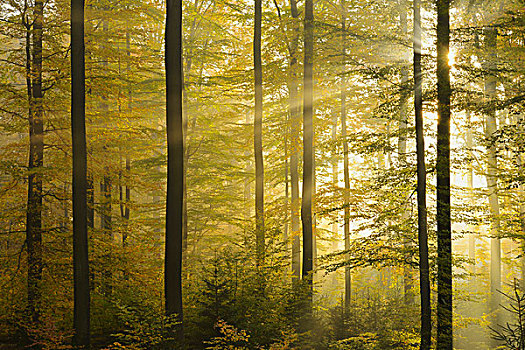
[{"left": 448, "top": 50, "right": 456, "bottom": 66}]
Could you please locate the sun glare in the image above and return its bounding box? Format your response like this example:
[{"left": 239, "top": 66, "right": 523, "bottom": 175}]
[{"left": 448, "top": 49, "right": 456, "bottom": 66}]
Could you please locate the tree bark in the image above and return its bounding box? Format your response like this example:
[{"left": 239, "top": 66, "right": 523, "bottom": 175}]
[
  {"left": 289, "top": 0, "right": 301, "bottom": 283},
  {"left": 301, "top": 0, "right": 314, "bottom": 292},
  {"left": 254, "top": 0, "right": 265, "bottom": 267},
  {"left": 341, "top": 0, "right": 351, "bottom": 310},
  {"left": 519, "top": 149, "right": 525, "bottom": 290},
  {"left": 414, "top": 0, "right": 431, "bottom": 347},
  {"left": 123, "top": 27, "right": 132, "bottom": 236},
  {"left": 87, "top": 175, "right": 94, "bottom": 229},
  {"left": 331, "top": 115, "right": 338, "bottom": 289},
  {"left": 26, "top": 0, "right": 44, "bottom": 333},
  {"left": 466, "top": 111, "right": 475, "bottom": 275},
  {"left": 165, "top": 0, "right": 184, "bottom": 342},
  {"left": 399, "top": 0, "right": 412, "bottom": 305},
  {"left": 284, "top": 118, "right": 289, "bottom": 242},
  {"left": 99, "top": 19, "right": 113, "bottom": 297},
  {"left": 71, "top": 0, "right": 91, "bottom": 346},
  {"left": 436, "top": 0, "right": 452, "bottom": 348}
]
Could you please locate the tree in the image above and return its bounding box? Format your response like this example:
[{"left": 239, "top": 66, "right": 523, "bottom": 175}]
[
  {"left": 288, "top": 0, "right": 301, "bottom": 283},
  {"left": 398, "top": 0, "right": 412, "bottom": 305},
  {"left": 254, "top": 0, "right": 264, "bottom": 268},
  {"left": 436, "top": 0, "right": 452, "bottom": 348},
  {"left": 165, "top": 0, "right": 184, "bottom": 343},
  {"left": 301, "top": 0, "right": 314, "bottom": 294},
  {"left": 26, "top": 0, "right": 44, "bottom": 336},
  {"left": 71, "top": 0, "right": 91, "bottom": 346},
  {"left": 413, "top": 0, "right": 431, "bottom": 347},
  {"left": 340, "top": 0, "right": 351, "bottom": 310}
]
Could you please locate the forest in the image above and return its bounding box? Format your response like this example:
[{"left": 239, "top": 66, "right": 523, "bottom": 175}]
[{"left": 1, "top": 0, "right": 525, "bottom": 349}]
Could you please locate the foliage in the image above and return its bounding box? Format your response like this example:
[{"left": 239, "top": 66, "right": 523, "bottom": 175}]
[
  {"left": 105, "top": 304, "right": 181, "bottom": 350},
  {"left": 491, "top": 280, "right": 525, "bottom": 350}
]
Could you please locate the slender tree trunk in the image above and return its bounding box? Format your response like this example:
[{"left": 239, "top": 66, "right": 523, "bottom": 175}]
[
  {"left": 26, "top": 0, "right": 44, "bottom": 334},
  {"left": 414, "top": 0, "right": 431, "bottom": 347},
  {"left": 87, "top": 175, "right": 94, "bottom": 229},
  {"left": 341, "top": 0, "right": 351, "bottom": 309},
  {"left": 122, "top": 28, "right": 132, "bottom": 246},
  {"left": 436, "top": 0, "right": 452, "bottom": 348},
  {"left": 119, "top": 156, "right": 130, "bottom": 245},
  {"left": 483, "top": 26, "right": 502, "bottom": 338},
  {"left": 254, "top": 0, "right": 265, "bottom": 267},
  {"left": 312, "top": 148, "right": 317, "bottom": 275},
  {"left": 289, "top": 0, "right": 301, "bottom": 283},
  {"left": 244, "top": 111, "right": 252, "bottom": 244},
  {"left": 99, "top": 19, "right": 113, "bottom": 297},
  {"left": 284, "top": 119, "right": 289, "bottom": 242},
  {"left": 331, "top": 115, "right": 338, "bottom": 289},
  {"left": 399, "top": 0, "right": 412, "bottom": 305},
  {"left": 102, "top": 177, "right": 112, "bottom": 232},
  {"left": 100, "top": 20, "right": 112, "bottom": 235},
  {"left": 71, "top": 0, "right": 91, "bottom": 346},
  {"left": 101, "top": 174, "right": 112, "bottom": 296},
  {"left": 301, "top": 0, "right": 314, "bottom": 293},
  {"left": 466, "top": 111, "right": 475, "bottom": 274},
  {"left": 519, "top": 150, "right": 525, "bottom": 290},
  {"left": 165, "top": 0, "right": 184, "bottom": 342}
]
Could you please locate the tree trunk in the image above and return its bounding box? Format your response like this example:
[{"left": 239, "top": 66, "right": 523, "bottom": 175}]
[
  {"left": 87, "top": 175, "right": 94, "bottom": 229},
  {"left": 99, "top": 19, "right": 113, "bottom": 297},
  {"left": 289, "top": 0, "right": 301, "bottom": 283},
  {"left": 102, "top": 177, "right": 112, "bottom": 232},
  {"left": 466, "top": 111, "right": 475, "bottom": 275},
  {"left": 301, "top": 0, "right": 314, "bottom": 292},
  {"left": 331, "top": 115, "right": 338, "bottom": 289},
  {"left": 399, "top": 0, "right": 412, "bottom": 305},
  {"left": 284, "top": 119, "right": 289, "bottom": 242},
  {"left": 341, "top": 0, "right": 351, "bottom": 310},
  {"left": 165, "top": 0, "right": 184, "bottom": 342},
  {"left": 244, "top": 111, "right": 252, "bottom": 244},
  {"left": 122, "top": 28, "right": 132, "bottom": 246},
  {"left": 101, "top": 175, "right": 112, "bottom": 296},
  {"left": 483, "top": 26, "right": 502, "bottom": 338},
  {"left": 414, "top": 0, "right": 431, "bottom": 347},
  {"left": 100, "top": 20, "right": 112, "bottom": 236},
  {"left": 519, "top": 149, "right": 525, "bottom": 290},
  {"left": 71, "top": 0, "right": 91, "bottom": 346},
  {"left": 436, "top": 0, "right": 452, "bottom": 348},
  {"left": 26, "top": 0, "right": 44, "bottom": 333},
  {"left": 254, "top": 0, "right": 265, "bottom": 267}
]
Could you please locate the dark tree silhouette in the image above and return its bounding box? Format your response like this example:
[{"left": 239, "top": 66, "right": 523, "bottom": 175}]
[
  {"left": 165, "top": 0, "right": 184, "bottom": 343},
  {"left": 436, "top": 0, "right": 452, "bottom": 348},
  {"left": 71, "top": 0, "right": 91, "bottom": 346},
  {"left": 254, "top": 0, "right": 264, "bottom": 267},
  {"left": 414, "top": 0, "right": 431, "bottom": 348},
  {"left": 301, "top": 0, "right": 314, "bottom": 292}
]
